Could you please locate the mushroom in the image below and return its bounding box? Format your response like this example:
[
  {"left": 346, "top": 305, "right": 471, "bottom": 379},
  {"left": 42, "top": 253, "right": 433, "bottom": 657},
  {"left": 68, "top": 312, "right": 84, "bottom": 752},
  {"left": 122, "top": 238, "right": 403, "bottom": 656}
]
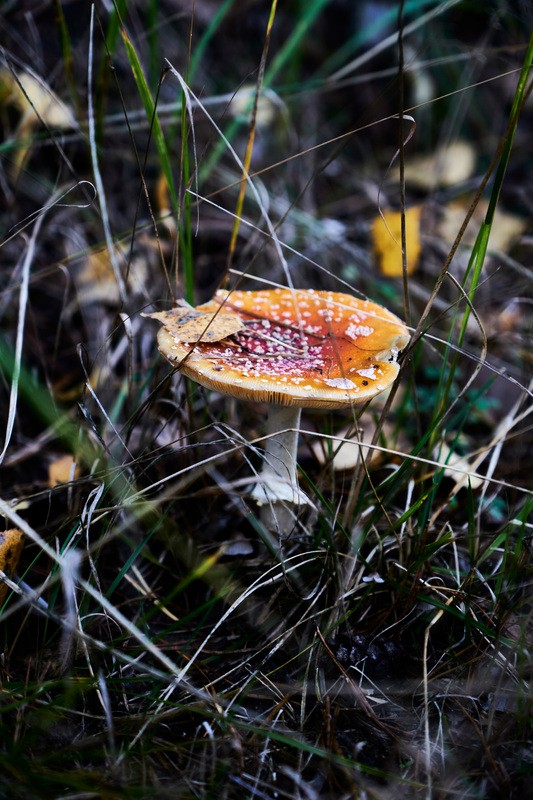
[{"left": 152, "top": 288, "right": 410, "bottom": 533}]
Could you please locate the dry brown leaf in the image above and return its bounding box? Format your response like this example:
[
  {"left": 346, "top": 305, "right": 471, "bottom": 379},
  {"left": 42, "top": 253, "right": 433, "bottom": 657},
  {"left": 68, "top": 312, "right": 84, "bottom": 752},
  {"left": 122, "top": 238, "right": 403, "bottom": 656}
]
[
  {"left": 48, "top": 455, "right": 80, "bottom": 487},
  {"left": 0, "top": 529, "right": 24, "bottom": 603},
  {"left": 371, "top": 206, "right": 422, "bottom": 277},
  {"left": 145, "top": 308, "right": 244, "bottom": 343}
]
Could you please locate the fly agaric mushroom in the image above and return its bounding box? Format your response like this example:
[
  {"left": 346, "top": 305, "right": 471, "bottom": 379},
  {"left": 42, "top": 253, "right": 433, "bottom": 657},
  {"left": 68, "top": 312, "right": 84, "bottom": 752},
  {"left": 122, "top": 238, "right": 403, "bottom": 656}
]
[{"left": 152, "top": 288, "right": 410, "bottom": 531}]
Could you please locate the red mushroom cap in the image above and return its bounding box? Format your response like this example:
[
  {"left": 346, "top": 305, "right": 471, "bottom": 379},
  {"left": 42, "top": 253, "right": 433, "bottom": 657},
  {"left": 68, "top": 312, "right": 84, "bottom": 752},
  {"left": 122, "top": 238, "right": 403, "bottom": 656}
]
[{"left": 155, "top": 288, "right": 410, "bottom": 409}]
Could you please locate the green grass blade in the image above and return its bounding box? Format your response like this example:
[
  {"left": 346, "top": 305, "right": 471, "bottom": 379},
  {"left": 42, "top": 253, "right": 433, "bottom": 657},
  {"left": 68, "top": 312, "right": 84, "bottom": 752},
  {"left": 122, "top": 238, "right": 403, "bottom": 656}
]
[
  {"left": 317, "top": 0, "right": 455, "bottom": 80},
  {"left": 120, "top": 27, "right": 178, "bottom": 212},
  {"left": 264, "top": 0, "right": 332, "bottom": 86},
  {"left": 201, "top": 0, "right": 334, "bottom": 182},
  {"left": 431, "top": 34, "right": 533, "bottom": 434},
  {"left": 0, "top": 335, "right": 98, "bottom": 468},
  {"left": 54, "top": 0, "right": 80, "bottom": 114},
  {"left": 189, "top": 0, "right": 236, "bottom": 81},
  {"left": 147, "top": 0, "right": 160, "bottom": 89}
]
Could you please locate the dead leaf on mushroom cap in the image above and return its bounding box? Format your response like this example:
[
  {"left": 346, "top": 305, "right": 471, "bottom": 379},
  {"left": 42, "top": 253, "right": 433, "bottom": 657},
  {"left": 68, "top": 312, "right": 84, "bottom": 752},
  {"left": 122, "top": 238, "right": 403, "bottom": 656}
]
[{"left": 145, "top": 308, "right": 245, "bottom": 343}]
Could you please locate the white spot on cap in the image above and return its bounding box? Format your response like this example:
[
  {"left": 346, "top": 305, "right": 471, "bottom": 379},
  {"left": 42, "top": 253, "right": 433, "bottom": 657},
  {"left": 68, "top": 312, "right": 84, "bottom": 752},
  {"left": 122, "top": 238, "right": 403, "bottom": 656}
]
[
  {"left": 357, "top": 368, "right": 377, "bottom": 380},
  {"left": 325, "top": 378, "right": 356, "bottom": 389},
  {"left": 346, "top": 323, "right": 374, "bottom": 339}
]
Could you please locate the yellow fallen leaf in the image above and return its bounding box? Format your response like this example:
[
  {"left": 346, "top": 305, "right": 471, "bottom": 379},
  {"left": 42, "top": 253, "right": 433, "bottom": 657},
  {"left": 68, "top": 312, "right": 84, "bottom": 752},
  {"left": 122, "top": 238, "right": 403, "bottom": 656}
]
[
  {"left": 48, "top": 455, "right": 80, "bottom": 487},
  {"left": 371, "top": 205, "right": 422, "bottom": 277},
  {"left": 145, "top": 308, "right": 244, "bottom": 343},
  {"left": 0, "top": 529, "right": 24, "bottom": 604}
]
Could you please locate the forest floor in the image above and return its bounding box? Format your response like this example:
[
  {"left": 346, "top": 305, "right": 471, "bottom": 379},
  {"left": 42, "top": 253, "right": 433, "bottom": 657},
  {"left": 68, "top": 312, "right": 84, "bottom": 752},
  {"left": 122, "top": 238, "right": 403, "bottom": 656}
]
[{"left": 0, "top": 2, "right": 532, "bottom": 799}]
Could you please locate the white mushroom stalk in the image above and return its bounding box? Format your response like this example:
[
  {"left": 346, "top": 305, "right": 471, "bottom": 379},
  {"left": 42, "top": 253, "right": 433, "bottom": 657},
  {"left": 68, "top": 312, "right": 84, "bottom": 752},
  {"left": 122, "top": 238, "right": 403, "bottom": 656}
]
[
  {"left": 250, "top": 405, "right": 309, "bottom": 507},
  {"left": 150, "top": 288, "right": 410, "bottom": 535}
]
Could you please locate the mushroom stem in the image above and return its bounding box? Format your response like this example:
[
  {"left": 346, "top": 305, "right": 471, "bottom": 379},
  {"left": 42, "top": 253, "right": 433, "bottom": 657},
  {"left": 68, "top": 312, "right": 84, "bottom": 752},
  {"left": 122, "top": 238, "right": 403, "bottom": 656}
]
[{"left": 250, "top": 406, "right": 311, "bottom": 532}]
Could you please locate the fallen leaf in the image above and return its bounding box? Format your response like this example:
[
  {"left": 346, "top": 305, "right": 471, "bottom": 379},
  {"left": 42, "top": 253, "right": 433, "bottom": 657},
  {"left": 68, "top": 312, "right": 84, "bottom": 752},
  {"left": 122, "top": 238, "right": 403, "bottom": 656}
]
[
  {"left": 0, "top": 68, "right": 76, "bottom": 129},
  {"left": 395, "top": 140, "right": 476, "bottom": 189},
  {"left": 438, "top": 199, "right": 527, "bottom": 253},
  {"left": 0, "top": 68, "right": 76, "bottom": 179},
  {"left": 76, "top": 247, "right": 147, "bottom": 305},
  {"left": 48, "top": 455, "right": 80, "bottom": 487},
  {"left": 371, "top": 205, "right": 422, "bottom": 277},
  {"left": 145, "top": 308, "right": 244, "bottom": 343},
  {"left": 0, "top": 529, "right": 24, "bottom": 604},
  {"left": 229, "top": 84, "right": 281, "bottom": 127},
  {"left": 488, "top": 299, "right": 527, "bottom": 336},
  {"left": 311, "top": 428, "right": 373, "bottom": 471},
  {"left": 155, "top": 173, "right": 176, "bottom": 235},
  {"left": 435, "top": 441, "right": 484, "bottom": 490},
  {"left": 311, "top": 420, "right": 400, "bottom": 472}
]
